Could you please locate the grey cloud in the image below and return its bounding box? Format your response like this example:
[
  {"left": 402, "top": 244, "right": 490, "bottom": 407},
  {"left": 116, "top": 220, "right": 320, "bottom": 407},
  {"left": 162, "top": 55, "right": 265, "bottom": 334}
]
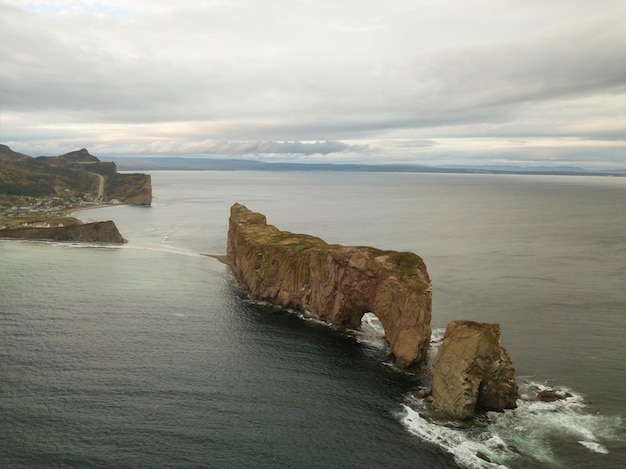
[
  {"left": 1, "top": 1, "right": 624, "bottom": 166},
  {"left": 164, "top": 140, "right": 370, "bottom": 156},
  {"left": 3, "top": 2, "right": 624, "bottom": 128}
]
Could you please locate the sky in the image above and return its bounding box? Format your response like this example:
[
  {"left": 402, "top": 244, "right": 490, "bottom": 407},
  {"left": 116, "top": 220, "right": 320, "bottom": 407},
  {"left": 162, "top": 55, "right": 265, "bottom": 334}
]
[{"left": 1, "top": 0, "right": 625, "bottom": 168}]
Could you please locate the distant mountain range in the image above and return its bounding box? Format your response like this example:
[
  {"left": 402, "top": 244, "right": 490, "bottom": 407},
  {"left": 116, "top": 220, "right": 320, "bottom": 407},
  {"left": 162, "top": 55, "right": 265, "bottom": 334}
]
[{"left": 113, "top": 156, "right": 626, "bottom": 176}]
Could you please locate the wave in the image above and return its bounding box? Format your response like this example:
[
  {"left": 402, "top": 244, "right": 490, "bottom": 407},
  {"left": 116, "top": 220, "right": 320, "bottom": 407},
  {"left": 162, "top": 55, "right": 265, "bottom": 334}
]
[
  {"left": 51, "top": 241, "right": 124, "bottom": 249},
  {"left": 427, "top": 327, "right": 446, "bottom": 364},
  {"left": 126, "top": 242, "right": 205, "bottom": 257},
  {"left": 48, "top": 238, "right": 219, "bottom": 260},
  {"left": 231, "top": 302, "right": 622, "bottom": 467},
  {"left": 399, "top": 381, "right": 623, "bottom": 468},
  {"left": 353, "top": 312, "right": 388, "bottom": 350}
]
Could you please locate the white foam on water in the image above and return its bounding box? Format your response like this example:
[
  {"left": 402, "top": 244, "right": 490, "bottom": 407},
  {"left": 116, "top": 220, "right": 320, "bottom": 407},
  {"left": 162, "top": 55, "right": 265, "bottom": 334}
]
[
  {"left": 52, "top": 240, "right": 209, "bottom": 258},
  {"left": 400, "top": 404, "right": 512, "bottom": 468},
  {"left": 124, "top": 242, "right": 207, "bottom": 257},
  {"left": 431, "top": 327, "right": 446, "bottom": 343},
  {"left": 354, "top": 312, "right": 388, "bottom": 350},
  {"left": 578, "top": 440, "right": 609, "bottom": 454},
  {"left": 399, "top": 381, "right": 623, "bottom": 468},
  {"left": 361, "top": 312, "right": 385, "bottom": 334},
  {"left": 427, "top": 327, "right": 446, "bottom": 363},
  {"left": 51, "top": 241, "right": 124, "bottom": 249}
]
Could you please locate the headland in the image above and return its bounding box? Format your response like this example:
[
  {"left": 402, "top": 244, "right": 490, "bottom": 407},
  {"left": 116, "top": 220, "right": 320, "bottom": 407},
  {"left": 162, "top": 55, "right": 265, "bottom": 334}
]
[{"left": 0, "top": 145, "right": 151, "bottom": 243}]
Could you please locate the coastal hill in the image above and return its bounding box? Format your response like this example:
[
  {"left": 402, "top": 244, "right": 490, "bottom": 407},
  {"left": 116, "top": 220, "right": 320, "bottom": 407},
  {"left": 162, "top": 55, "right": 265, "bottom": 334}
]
[
  {"left": 0, "top": 145, "right": 152, "bottom": 205},
  {"left": 1, "top": 145, "right": 149, "bottom": 243}
]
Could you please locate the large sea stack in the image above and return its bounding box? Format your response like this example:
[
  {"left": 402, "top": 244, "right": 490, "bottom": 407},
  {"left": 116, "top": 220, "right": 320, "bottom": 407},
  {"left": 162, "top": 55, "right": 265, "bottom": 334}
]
[
  {"left": 226, "top": 203, "right": 432, "bottom": 369},
  {"left": 430, "top": 320, "right": 519, "bottom": 419}
]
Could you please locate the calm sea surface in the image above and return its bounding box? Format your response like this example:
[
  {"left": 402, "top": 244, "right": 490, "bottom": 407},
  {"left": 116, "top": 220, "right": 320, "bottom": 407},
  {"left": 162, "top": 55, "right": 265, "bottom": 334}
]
[{"left": 1, "top": 171, "right": 625, "bottom": 468}]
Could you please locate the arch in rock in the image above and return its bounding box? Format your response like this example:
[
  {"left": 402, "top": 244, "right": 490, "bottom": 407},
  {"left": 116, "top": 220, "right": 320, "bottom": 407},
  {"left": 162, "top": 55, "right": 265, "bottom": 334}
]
[{"left": 226, "top": 203, "right": 433, "bottom": 369}]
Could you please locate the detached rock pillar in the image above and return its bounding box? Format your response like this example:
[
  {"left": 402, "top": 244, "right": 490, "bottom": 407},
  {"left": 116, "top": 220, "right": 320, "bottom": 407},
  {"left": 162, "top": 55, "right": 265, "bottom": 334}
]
[{"left": 431, "top": 320, "right": 518, "bottom": 419}]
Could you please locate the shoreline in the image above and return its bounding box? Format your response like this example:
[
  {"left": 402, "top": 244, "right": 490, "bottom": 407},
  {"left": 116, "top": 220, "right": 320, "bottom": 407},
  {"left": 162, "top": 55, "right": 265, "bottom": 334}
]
[
  {"left": 1, "top": 203, "right": 128, "bottom": 244},
  {"left": 67, "top": 202, "right": 121, "bottom": 218},
  {"left": 0, "top": 219, "right": 127, "bottom": 244}
]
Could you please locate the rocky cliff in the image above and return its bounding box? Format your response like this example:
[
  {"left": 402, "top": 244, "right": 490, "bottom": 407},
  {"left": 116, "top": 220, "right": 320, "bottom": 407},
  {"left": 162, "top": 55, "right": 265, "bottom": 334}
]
[
  {"left": 0, "top": 221, "right": 126, "bottom": 244},
  {"left": 106, "top": 172, "right": 152, "bottom": 205},
  {"left": 430, "top": 320, "right": 518, "bottom": 419},
  {"left": 226, "top": 203, "right": 432, "bottom": 369}
]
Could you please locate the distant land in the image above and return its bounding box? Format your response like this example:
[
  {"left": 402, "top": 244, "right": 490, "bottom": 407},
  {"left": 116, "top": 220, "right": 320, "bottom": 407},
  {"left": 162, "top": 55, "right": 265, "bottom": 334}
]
[
  {"left": 0, "top": 145, "right": 152, "bottom": 205},
  {"left": 0, "top": 145, "right": 152, "bottom": 237},
  {"left": 114, "top": 156, "right": 626, "bottom": 176}
]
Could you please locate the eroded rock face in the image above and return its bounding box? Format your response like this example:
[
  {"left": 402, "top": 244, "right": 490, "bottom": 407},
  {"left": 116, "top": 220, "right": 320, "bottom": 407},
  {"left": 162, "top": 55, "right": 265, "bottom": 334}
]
[
  {"left": 0, "top": 221, "right": 126, "bottom": 244},
  {"left": 431, "top": 320, "right": 518, "bottom": 419},
  {"left": 107, "top": 173, "right": 152, "bottom": 205},
  {"left": 226, "top": 203, "right": 432, "bottom": 369}
]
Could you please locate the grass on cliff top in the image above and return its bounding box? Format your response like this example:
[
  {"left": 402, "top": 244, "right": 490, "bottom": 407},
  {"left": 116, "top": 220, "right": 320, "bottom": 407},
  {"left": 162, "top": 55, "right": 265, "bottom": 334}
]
[
  {"left": 251, "top": 226, "right": 329, "bottom": 251},
  {"left": 232, "top": 203, "right": 430, "bottom": 290},
  {"left": 358, "top": 245, "right": 430, "bottom": 286},
  {"left": 233, "top": 203, "right": 328, "bottom": 251},
  {"left": 245, "top": 222, "right": 429, "bottom": 288}
]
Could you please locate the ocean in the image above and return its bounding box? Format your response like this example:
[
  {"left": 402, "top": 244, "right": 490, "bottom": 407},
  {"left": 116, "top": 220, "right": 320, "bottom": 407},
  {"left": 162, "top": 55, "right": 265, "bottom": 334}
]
[{"left": 1, "top": 170, "right": 625, "bottom": 468}]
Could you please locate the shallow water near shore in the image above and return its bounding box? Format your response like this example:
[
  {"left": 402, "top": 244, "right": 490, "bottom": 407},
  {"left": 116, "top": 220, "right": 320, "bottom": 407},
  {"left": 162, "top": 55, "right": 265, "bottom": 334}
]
[{"left": 1, "top": 171, "right": 625, "bottom": 468}]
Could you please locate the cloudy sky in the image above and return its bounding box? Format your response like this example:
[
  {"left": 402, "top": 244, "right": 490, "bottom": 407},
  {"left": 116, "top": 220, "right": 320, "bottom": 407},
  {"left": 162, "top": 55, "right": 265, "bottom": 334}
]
[{"left": 1, "top": 0, "right": 625, "bottom": 168}]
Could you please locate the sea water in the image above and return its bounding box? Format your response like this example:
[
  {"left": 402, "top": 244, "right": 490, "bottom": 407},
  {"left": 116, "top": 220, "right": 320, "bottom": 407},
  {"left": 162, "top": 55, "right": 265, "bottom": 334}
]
[{"left": 1, "top": 171, "right": 625, "bottom": 468}]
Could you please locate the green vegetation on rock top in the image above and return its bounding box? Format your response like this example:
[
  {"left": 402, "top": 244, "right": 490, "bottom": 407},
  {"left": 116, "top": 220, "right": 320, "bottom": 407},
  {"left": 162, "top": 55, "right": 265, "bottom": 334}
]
[
  {"left": 231, "top": 203, "right": 430, "bottom": 291},
  {"left": 232, "top": 204, "right": 328, "bottom": 251}
]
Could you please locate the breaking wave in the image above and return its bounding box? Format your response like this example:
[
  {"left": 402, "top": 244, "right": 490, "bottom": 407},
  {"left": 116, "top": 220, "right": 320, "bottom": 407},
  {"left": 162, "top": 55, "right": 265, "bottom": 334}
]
[
  {"left": 399, "top": 381, "right": 623, "bottom": 468},
  {"left": 354, "top": 312, "right": 388, "bottom": 350}
]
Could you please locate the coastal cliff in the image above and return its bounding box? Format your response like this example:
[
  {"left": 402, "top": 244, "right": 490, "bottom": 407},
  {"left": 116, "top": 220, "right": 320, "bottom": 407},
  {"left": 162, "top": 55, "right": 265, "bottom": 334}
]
[
  {"left": 226, "top": 203, "right": 432, "bottom": 369},
  {"left": 107, "top": 172, "right": 152, "bottom": 205},
  {"left": 0, "top": 220, "right": 125, "bottom": 244}
]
